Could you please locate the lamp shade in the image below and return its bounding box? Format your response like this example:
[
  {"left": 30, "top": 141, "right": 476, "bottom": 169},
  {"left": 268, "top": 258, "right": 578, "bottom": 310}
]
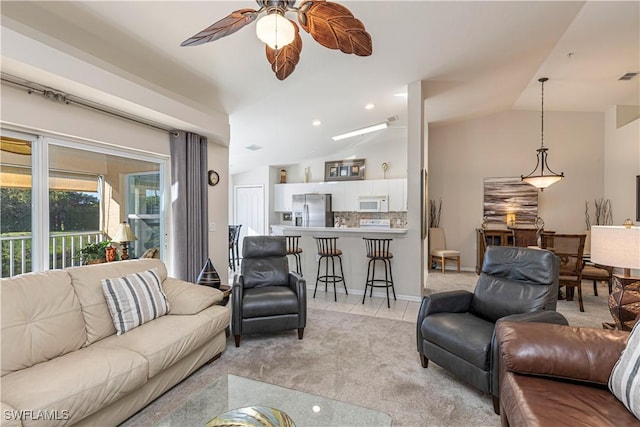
[
  {"left": 112, "top": 221, "right": 137, "bottom": 243},
  {"left": 522, "top": 173, "right": 563, "bottom": 190},
  {"left": 590, "top": 226, "right": 640, "bottom": 270},
  {"left": 256, "top": 13, "right": 295, "bottom": 49}
]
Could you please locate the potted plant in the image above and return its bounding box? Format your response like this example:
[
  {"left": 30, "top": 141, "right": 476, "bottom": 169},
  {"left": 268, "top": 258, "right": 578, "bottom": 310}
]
[{"left": 77, "top": 240, "right": 113, "bottom": 265}]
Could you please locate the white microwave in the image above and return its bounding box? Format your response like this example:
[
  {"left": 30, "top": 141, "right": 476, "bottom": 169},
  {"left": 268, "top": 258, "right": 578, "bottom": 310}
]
[{"left": 358, "top": 195, "right": 389, "bottom": 212}]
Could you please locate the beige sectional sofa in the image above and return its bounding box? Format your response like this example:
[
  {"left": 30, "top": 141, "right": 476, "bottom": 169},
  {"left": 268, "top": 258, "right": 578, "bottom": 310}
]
[{"left": 1, "top": 259, "right": 230, "bottom": 426}]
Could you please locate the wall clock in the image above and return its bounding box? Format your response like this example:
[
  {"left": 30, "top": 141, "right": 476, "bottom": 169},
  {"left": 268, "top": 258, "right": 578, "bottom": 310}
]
[{"left": 208, "top": 170, "right": 220, "bottom": 186}]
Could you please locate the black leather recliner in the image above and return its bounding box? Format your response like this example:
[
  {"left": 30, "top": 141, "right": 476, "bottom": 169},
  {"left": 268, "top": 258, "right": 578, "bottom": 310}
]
[
  {"left": 232, "top": 236, "right": 306, "bottom": 347},
  {"left": 416, "top": 246, "right": 568, "bottom": 414}
]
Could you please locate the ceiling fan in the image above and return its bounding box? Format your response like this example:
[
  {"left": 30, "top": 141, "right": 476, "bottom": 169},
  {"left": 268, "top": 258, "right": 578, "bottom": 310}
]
[{"left": 180, "top": 0, "right": 372, "bottom": 80}]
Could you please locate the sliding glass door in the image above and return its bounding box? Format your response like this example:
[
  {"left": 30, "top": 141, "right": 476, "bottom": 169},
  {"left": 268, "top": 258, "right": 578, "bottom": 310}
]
[
  {"left": 0, "top": 129, "right": 168, "bottom": 277},
  {"left": 0, "top": 131, "right": 36, "bottom": 276}
]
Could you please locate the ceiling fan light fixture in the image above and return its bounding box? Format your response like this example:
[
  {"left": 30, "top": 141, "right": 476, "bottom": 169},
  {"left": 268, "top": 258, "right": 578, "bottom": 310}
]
[{"left": 256, "top": 12, "right": 295, "bottom": 50}]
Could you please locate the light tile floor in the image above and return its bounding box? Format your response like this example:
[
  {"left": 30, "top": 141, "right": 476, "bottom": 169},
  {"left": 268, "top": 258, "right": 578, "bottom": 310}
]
[{"left": 307, "top": 290, "right": 421, "bottom": 323}]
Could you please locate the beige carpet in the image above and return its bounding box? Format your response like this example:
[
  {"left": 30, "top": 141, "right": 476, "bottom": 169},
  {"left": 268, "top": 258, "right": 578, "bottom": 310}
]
[
  {"left": 121, "top": 272, "right": 612, "bottom": 427},
  {"left": 122, "top": 309, "right": 500, "bottom": 427}
]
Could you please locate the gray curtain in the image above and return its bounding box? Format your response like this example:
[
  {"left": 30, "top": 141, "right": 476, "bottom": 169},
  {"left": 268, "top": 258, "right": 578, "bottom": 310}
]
[{"left": 170, "top": 131, "right": 208, "bottom": 282}]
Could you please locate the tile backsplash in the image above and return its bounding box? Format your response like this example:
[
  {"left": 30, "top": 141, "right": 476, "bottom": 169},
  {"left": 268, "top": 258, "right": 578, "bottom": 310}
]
[{"left": 333, "top": 211, "right": 407, "bottom": 228}]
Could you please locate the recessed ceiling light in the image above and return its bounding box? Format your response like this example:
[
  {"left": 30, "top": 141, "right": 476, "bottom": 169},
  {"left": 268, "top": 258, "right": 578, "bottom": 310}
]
[
  {"left": 365, "top": 103, "right": 375, "bottom": 110},
  {"left": 394, "top": 92, "right": 408, "bottom": 97},
  {"left": 312, "top": 120, "right": 322, "bottom": 126}
]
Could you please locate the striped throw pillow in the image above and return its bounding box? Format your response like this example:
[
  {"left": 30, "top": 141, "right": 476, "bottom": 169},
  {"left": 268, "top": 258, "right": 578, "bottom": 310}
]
[
  {"left": 101, "top": 268, "right": 170, "bottom": 335},
  {"left": 609, "top": 321, "right": 640, "bottom": 420}
]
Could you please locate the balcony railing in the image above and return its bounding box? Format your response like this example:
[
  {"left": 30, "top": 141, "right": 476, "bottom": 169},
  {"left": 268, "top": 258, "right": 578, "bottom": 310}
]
[{"left": 1, "top": 231, "right": 104, "bottom": 278}]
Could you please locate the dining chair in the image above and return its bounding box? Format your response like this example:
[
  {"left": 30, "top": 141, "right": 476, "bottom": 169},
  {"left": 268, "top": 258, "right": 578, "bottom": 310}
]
[
  {"left": 542, "top": 233, "right": 587, "bottom": 312},
  {"left": 511, "top": 228, "right": 539, "bottom": 247},
  {"left": 582, "top": 230, "right": 613, "bottom": 296},
  {"left": 429, "top": 227, "right": 460, "bottom": 273}
]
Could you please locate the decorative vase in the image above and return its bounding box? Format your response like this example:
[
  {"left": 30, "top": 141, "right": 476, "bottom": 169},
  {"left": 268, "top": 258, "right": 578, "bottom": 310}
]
[
  {"left": 197, "top": 258, "right": 221, "bottom": 289},
  {"left": 105, "top": 246, "right": 117, "bottom": 262},
  {"left": 609, "top": 275, "right": 640, "bottom": 331}
]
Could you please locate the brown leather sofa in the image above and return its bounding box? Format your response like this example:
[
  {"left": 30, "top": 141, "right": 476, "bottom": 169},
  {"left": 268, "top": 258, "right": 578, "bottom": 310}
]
[{"left": 495, "top": 321, "right": 640, "bottom": 427}]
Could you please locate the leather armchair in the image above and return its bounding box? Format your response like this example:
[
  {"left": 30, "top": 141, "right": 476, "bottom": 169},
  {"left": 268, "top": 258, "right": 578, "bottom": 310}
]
[
  {"left": 416, "top": 246, "right": 568, "bottom": 414},
  {"left": 231, "top": 236, "right": 306, "bottom": 347}
]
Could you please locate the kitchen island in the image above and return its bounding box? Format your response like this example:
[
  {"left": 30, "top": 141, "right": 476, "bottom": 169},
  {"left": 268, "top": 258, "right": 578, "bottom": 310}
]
[{"left": 271, "top": 225, "right": 420, "bottom": 302}]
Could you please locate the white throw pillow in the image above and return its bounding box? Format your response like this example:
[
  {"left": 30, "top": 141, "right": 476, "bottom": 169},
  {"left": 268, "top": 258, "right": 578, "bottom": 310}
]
[
  {"left": 101, "top": 268, "right": 170, "bottom": 335},
  {"left": 609, "top": 321, "right": 640, "bottom": 420}
]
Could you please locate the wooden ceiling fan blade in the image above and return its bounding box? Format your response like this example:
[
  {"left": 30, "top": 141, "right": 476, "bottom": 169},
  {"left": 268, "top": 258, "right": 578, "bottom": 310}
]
[
  {"left": 180, "top": 8, "right": 259, "bottom": 47},
  {"left": 297, "top": 1, "right": 372, "bottom": 56},
  {"left": 266, "top": 23, "right": 303, "bottom": 80}
]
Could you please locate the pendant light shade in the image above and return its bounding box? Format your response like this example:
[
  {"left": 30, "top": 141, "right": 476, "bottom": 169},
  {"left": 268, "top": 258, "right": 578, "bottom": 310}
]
[
  {"left": 521, "top": 77, "right": 564, "bottom": 191},
  {"left": 256, "top": 11, "right": 295, "bottom": 50}
]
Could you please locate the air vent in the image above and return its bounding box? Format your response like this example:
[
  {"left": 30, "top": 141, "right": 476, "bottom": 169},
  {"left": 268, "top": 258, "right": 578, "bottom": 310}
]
[
  {"left": 387, "top": 115, "right": 399, "bottom": 122},
  {"left": 619, "top": 72, "right": 639, "bottom": 81},
  {"left": 245, "top": 144, "right": 263, "bottom": 151}
]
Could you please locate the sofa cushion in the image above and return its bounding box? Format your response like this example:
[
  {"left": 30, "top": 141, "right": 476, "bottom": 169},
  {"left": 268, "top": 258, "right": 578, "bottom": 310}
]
[
  {"left": 95, "top": 305, "right": 230, "bottom": 378},
  {"left": 66, "top": 259, "right": 167, "bottom": 345},
  {"left": 1, "top": 345, "right": 148, "bottom": 427},
  {"left": 101, "top": 268, "right": 170, "bottom": 335},
  {"left": 242, "top": 286, "right": 299, "bottom": 318},
  {"left": 472, "top": 273, "right": 552, "bottom": 322},
  {"left": 609, "top": 322, "right": 640, "bottom": 420},
  {"left": 502, "top": 369, "right": 640, "bottom": 427},
  {"left": 1, "top": 270, "right": 86, "bottom": 376},
  {"left": 420, "top": 312, "right": 494, "bottom": 369},
  {"left": 163, "top": 277, "right": 223, "bottom": 314}
]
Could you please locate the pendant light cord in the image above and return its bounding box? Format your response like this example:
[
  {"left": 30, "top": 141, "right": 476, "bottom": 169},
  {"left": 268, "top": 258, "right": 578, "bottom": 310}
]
[{"left": 540, "top": 77, "right": 548, "bottom": 148}]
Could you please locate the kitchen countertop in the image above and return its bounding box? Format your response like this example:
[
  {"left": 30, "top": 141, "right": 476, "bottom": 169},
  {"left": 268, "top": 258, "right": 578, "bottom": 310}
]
[{"left": 271, "top": 225, "right": 407, "bottom": 235}]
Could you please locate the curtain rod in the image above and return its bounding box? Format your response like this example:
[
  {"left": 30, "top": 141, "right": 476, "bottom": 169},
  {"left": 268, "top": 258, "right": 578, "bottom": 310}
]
[{"left": 1, "top": 73, "right": 180, "bottom": 137}]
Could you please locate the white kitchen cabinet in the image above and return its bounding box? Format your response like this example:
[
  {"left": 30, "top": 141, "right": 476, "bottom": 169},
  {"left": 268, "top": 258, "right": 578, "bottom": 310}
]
[
  {"left": 386, "top": 179, "right": 406, "bottom": 211},
  {"left": 323, "top": 182, "right": 345, "bottom": 211},
  {"left": 274, "top": 183, "right": 305, "bottom": 212}
]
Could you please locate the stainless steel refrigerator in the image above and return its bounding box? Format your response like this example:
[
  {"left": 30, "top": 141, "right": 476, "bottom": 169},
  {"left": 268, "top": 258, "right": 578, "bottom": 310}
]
[{"left": 292, "top": 194, "right": 334, "bottom": 227}]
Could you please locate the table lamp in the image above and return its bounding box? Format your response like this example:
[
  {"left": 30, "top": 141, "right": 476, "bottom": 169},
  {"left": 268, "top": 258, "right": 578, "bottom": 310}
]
[
  {"left": 112, "top": 221, "right": 137, "bottom": 260},
  {"left": 590, "top": 225, "right": 640, "bottom": 331}
]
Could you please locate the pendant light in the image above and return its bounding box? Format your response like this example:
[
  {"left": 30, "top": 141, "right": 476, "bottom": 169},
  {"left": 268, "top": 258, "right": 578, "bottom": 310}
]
[{"left": 521, "top": 77, "right": 564, "bottom": 191}]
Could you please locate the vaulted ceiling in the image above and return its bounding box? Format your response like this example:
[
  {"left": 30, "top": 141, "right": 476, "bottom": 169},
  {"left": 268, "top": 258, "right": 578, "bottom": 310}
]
[{"left": 1, "top": 1, "right": 638, "bottom": 174}]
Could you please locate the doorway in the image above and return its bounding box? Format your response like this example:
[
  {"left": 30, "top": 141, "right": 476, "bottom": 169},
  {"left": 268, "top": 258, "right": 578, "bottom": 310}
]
[{"left": 233, "top": 184, "right": 265, "bottom": 260}]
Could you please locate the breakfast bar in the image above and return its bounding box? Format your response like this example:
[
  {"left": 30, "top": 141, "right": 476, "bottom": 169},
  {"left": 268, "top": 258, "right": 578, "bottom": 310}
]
[{"left": 271, "top": 225, "right": 419, "bottom": 302}]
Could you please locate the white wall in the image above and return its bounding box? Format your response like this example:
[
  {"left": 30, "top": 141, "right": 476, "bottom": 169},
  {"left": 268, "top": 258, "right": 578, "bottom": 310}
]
[
  {"left": 429, "top": 110, "right": 605, "bottom": 271},
  {"left": 274, "top": 126, "right": 408, "bottom": 184},
  {"left": 1, "top": 84, "right": 168, "bottom": 154},
  {"left": 604, "top": 106, "right": 640, "bottom": 225},
  {"left": 207, "top": 143, "right": 230, "bottom": 286}
]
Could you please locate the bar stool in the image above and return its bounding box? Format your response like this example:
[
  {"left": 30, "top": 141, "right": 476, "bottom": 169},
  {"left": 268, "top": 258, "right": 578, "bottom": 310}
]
[
  {"left": 285, "top": 235, "right": 303, "bottom": 275},
  {"left": 228, "top": 224, "right": 242, "bottom": 271},
  {"left": 363, "top": 237, "right": 396, "bottom": 308},
  {"left": 313, "top": 237, "right": 348, "bottom": 301}
]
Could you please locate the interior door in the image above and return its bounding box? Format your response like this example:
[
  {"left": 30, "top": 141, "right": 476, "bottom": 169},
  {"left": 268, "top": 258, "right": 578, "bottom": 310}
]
[{"left": 234, "top": 185, "right": 265, "bottom": 258}]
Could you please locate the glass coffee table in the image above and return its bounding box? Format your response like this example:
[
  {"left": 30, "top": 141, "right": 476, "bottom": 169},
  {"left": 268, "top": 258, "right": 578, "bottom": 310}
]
[{"left": 158, "top": 374, "right": 392, "bottom": 426}]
